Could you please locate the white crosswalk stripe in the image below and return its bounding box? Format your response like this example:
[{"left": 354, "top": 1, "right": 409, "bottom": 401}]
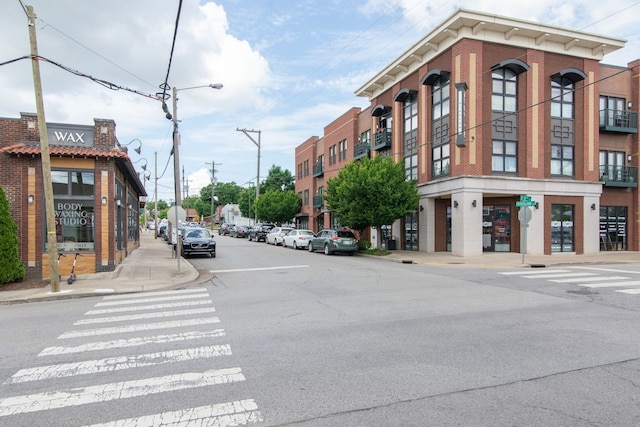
[
  {"left": 1, "top": 288, "right": 263, "bottom": 425},
  {"left": 499, "top": 266, "right": 640, "bottom": 295}
]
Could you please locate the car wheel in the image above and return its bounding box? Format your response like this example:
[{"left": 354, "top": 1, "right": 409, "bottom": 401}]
[
  {"left": 324, "top": 244, "right": 331, "bottom": 255},
  {"left": 308, "top": 243, "right": 314, "bottom": 253},
  {"left": 293, "top": 242, "right": 297, "bottom": 250}
]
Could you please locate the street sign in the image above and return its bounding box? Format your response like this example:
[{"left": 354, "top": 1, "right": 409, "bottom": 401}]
[
  {"left": 520, "top": 195, "right": 532, "bottom": 201},
  {"left": 516, "top": 200, "right": 536, "bottom": 207},
  {"left": 518, "top": 206, "right": 532, "bottom": 224}
]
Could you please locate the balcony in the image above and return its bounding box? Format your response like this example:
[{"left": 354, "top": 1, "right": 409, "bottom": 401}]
[
  {"left": 600, "top": 109, "right": 638, "bottom": 134},
  {"left": 600, "top": 165, "right": 638, "bottom": 188},
  {"left": 372, "top": 129, "right": 392, "bottom": 151},
  {"left": 353, "top": 142, "right": 370, "bottom": 160},
  {"left": 312, "top": 162, "right": 324, "bottom": 177},
  {"left": 312, "top": 195, "right": 324, "bottom": 209}
]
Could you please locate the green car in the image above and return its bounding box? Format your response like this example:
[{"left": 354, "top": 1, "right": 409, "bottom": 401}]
[{"left": 308, "top": 229, "right": 358, "bottom": 255}]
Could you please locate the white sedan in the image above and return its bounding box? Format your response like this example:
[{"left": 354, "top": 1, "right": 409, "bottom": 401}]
[
  {"left": 265, "top": 227, "right": 293, "bottom": 246},
  {"left": 282, "top": 229, "right": 315, "bottom": 249}
]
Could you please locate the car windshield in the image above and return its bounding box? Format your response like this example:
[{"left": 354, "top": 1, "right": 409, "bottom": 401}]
[
  {"left": 337, "top": 230, "right": 355, "bottom": 238},
  {"left": 186, "top": 229, "right": 210, "bottom": 239}
]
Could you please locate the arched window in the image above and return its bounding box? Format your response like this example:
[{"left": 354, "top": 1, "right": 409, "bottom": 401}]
[{"left": 492, "top": 68, "right": 517, "bottom": 112}]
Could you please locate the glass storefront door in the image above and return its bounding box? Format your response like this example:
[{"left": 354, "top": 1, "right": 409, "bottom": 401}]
[
  {"left": 482, "top": 205, "right": 511, "bottom": 252},
  {"left": 600, "top": 206, "right": 627, "bottom": 251},
  {"left": 404, "top": 212, "right": 418, "bottom": 251}
]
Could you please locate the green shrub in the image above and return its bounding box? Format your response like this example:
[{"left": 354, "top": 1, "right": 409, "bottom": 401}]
[
  {"left": 358, "top": 239, "right": 372, "bottom": 251},
  {"left": 0, "top": 186, "right": 25, "bottom": 284}
]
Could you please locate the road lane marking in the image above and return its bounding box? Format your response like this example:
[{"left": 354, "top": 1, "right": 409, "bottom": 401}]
[
  {"left": 210, "top": 265, "right": 309, "bottom": 273},
  {"left": 499, "top": 270, "right": 571, "bottom": 275},
  {"left": 571, "top": 266, "right": 640, "bottom": 274},
  {"left": 616, "top": 288, "right": 640, "bottom": 294},
  {"left": 84, "top": 399, "right": 262, "bottom": 427},
  {"left": 0, "top": 368, "right": 245, "bottom": 417},
  {"left": 520, "top": 272, "right": 595, "bottom": 279},
  {"left": 94, "top": 293, "right": 211, "bottom": 307},
  {"left": 100, "top": 288, "right": 209, "bottom": 300},
  {"left": 74, "top": 307, "right": 217, "bottom": 325},
  {"left": 85, "top": 300, "right": 213, "bottom": 315},
  {"left": 39, "top": 330, "right": 226, "bottom": 356},
  {"left": 7, "top": 345, "right": 232, "bottom": 384},
  {"left": 549, "top": 276, "right": 629, "bottom": 283},
  {"left": 58, "top": 317, "right": 220, "bottom": 339},
  {"left": 579, "top": 280, "right": 640, "bottom": 288}
]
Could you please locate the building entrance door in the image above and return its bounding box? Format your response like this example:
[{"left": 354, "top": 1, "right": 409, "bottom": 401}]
[{"left": 483, "top": 205, "right": 511, "bottom": 252}]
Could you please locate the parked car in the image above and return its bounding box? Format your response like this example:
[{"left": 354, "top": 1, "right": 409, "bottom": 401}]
[
  {"left": 282, "top": 229, "right": 315, "bottom": 249},
  {"left": 181, "top": 227, "right": 216, "bottom": 258},
  {"left": 231, "top": 225, "right": 249, "bottom": 238},
  {"left": 308, "top": 228, "right": 358, "bottom": 255},
  {"left": 248, "top": 223, "right": 275, "bottom": 242},
  {"left": 218, "top": 223, "right": 234, "bottom": 236},
  {"left": 265, "top": 226, "right": 293, "bottom": 246}
]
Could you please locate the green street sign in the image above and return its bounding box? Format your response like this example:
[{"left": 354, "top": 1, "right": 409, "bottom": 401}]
[
  {"left": 516, "top": 200, "right": 536, "bottom": 207},
  {"left": 519, "top": 195, "right": 532, "bottom": 202}
]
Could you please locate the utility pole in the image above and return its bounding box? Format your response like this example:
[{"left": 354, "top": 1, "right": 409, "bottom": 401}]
[
  {"left": 23, "top": 3, "right": 60, "bottom": 292},
  {"left": 154, "top": 151, "right": 158, "bottom": 239},
  {"left": 236, "top": 128, "right": 261, "bottom": 225},
  {"left": 205, "top": 160, "right": 221, "bottom": 229}
]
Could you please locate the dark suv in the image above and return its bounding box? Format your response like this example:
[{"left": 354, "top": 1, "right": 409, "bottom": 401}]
[{"left": 248, "top": 223, "right": 275, "bottom": 242}]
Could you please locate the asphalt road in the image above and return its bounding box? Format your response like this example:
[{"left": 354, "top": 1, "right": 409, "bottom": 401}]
[{"left": 1, "top": 235, "right": 640, "bottom": 426}]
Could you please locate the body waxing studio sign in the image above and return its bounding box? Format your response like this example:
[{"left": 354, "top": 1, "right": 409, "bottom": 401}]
[{"left": 47, "top": 124, "right": 95, "bottom": 147}]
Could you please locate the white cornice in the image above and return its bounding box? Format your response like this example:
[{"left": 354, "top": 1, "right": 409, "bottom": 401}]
[{"left": 355, "top": 8, "right": 626, "bottom": 99}]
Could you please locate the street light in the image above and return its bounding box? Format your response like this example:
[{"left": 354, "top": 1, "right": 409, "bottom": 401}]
[
  {"left": 237, "top": 128, "right": 261, "bottom": 225},
  {"left": 171, "top": 83, "right": 223, "bottom": 274}
]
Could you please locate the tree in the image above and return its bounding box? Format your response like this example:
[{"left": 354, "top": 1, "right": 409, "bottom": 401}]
[
  {"left": 0, "top": 185, "right": 25, "bottom": 284},
  {"left": 260, "top": 165, "right": 295, "bottom": 193},
  {"left": 254, "top": 190, "right": 301, "bottom": 224},
  {"left": 209, "top": 182, "right": 242, "bottom": 206},
  {"left": 324, "top": 156, "right": 419, "bottom": 247}
]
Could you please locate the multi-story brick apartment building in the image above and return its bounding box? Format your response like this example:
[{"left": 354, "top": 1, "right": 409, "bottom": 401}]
[
  {"left": 295, "top": 9, "right": 639, "bottom": 256},
  {"left": 0, "top": 112, "right": 147, "bottom": 280}
]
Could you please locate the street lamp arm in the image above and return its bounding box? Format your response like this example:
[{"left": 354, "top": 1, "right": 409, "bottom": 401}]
[{"left": 175, "top": 83, "right": 224, "bottom": 92}]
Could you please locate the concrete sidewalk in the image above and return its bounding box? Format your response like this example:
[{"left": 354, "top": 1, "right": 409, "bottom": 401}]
[
  {"left": 1, "top": 231, "right": 639, "bottom": 304},
  {"left": 0, "top": 231, "right": 201, "bottom": 305}
]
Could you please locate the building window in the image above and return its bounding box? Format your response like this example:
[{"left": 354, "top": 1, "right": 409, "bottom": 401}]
[
  {"left": 432, "top": 76, "right": 450, "bottom": 120},
  {"left": 599, "top": 150, "right": 625, "bottom": 180},
  {"left": 551, "top": 145, "right": 574, "bottom": 176},
  {"left": 403, "top": 94, "right": 418, "bottom": 180},
  {"left": 329, "top": 145, "right": 336, "bottom": 166},
  {"left": 303, "top": 159, "right": 309, "bottom": 177},
  {"left": 338, "top": 139, "right": 347, "bottom": 161},
  {"left": 303, "top": 189, "right": 309, "bottom": 206},
  {"left": 51, "top": 170, "right": 95, "bottom": 252},
  {"left": 360, "top": 130, "right": 370, "bottom": 147},
  {"left": 551, "top": 204, "right": 574, "bottom": 252},
  {"left": 599, "top": 96, "right": 626, "bottom": 126},
  {"left": 127, "top": 193, "right": 139, "bottom": 241},
  {"left": 115, "top": 179, "right": 125, "bottom": 250},
  {"left": 551, "top": 79, "right": 574, "bottom": 119},
  {"left": 297, "top": 163, "right": 302, "bottom": 179},
  {"left": 492, "top": 68, "right": 517, "bottom": 112},
  {"left": 492, "top": 140, "right": 517, "bottom": 173},
  {"left": 432, "top": 144, "right": 450, "bottom": 178}
]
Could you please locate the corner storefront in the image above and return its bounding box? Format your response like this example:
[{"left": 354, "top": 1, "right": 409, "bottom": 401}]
[{"left": 0, "top": 113, "right": 147, "bottom": 280}]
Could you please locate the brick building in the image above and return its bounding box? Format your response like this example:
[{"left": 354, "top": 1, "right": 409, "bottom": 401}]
[
  {"left": 295, "top": 9, "right": 639, "bottom": 256},
  {"left": 0, "top": 112, "right": 147, "bottom": 280}
]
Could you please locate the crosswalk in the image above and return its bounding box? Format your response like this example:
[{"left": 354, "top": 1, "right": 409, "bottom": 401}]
[
  {"left": 499, "top": 266, "right": 640, "bottom": 295},
  {"left": 0, "top": 287, "right": 263, "bottom": 426}
]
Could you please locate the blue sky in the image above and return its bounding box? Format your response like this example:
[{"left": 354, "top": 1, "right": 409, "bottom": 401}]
[{"left": 2, "top": 0, "right": 640, "bottom": 202}]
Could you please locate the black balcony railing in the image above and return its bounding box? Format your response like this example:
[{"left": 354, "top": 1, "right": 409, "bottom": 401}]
[
  {"left": 600, "top": 165, "right": 638, "bottom": 187},
  {"left": 312, "top": 162, "right": 324, "bottom": 177},
  {"left": 312, "top": 195, "right": 324, "bottom": 209},
  {"left": 599, "top": 109, "right": 638, "bottom": 134},
  {"left": 372, "top": 129, "right": 392, "bottom": 151},
  {"left": 353, "top": 142, "right": 370, "bottom": 160}
]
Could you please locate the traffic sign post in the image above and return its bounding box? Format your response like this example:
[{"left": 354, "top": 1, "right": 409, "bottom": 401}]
[{"left": 518, "top": 199, "right": 535, "bottom": 264}]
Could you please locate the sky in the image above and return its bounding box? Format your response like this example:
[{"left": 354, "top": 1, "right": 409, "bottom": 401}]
[{"left": 2, "top": 0, "right": 640, "bottom": 202}]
